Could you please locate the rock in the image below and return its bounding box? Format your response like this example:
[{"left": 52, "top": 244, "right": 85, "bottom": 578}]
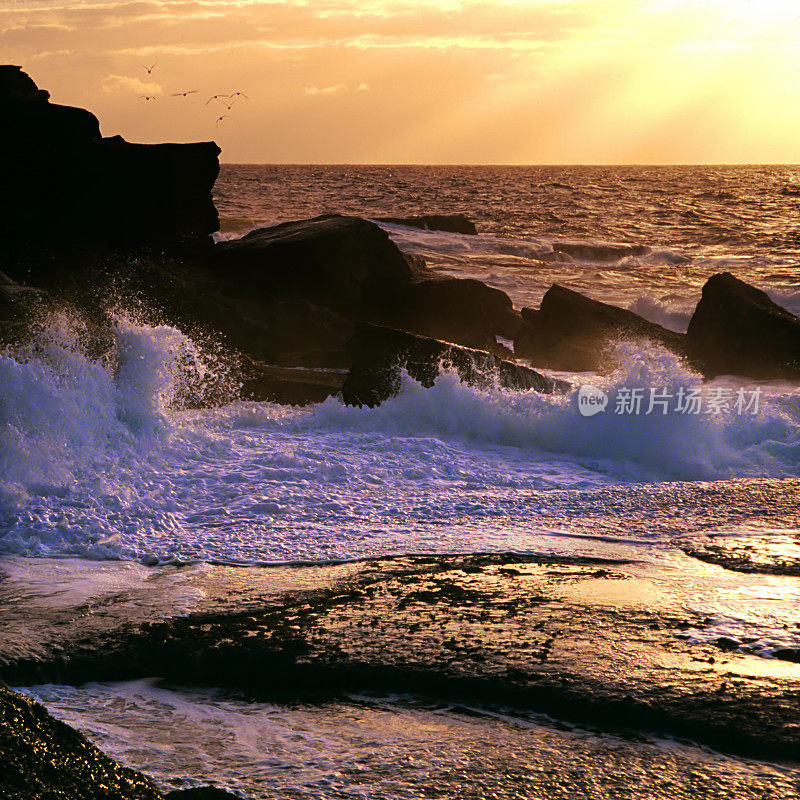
[
  {"left": 341, "top": 322, "right": 568, "bottom": 407},
  {"left": 550, "top": 241, "right": 650, "bottom": 262},
  {"left": 376, "top": 214, "right": 478, "bottom": 235},
  {"left": 214, "top": 215, "right": 415, "bottom": 314},
  {"left": 0, "top": 272, "right": 48, "bottom": 344},
  {"left": 686, "top": 272, "right": 800, "bottom": 379},
  {"left": 392, "top": 275, "right": 522, "bottom": 351},
  {"left": 514, "top": 284, "right": 685, "bottom": 371},
  {"left": 0, "top": 682, "right": 163, "bottom": 800},
  {"left": 239, "top": 361, "right": 346, "bottom": 405},
  {"left": 165, "top": 789, "right": 242, "bottom": 800},
  {"left": 1, "top": 66, "right": 220, "bottom": 253}
]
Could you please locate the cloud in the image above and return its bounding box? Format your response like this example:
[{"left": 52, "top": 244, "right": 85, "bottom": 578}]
[
  {"left": 101, "top": 73, "right": 161, "bottom": 94},
  {"left": 304, "top": 83, "right": 348, "bottom": 95}
]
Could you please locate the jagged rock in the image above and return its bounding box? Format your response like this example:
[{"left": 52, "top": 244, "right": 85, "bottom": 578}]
[
  {"left": 514, "top": 284, "right": 684, "bottom": 371},
  {"left": 377, "top": 214, "right": 478, "bottom": 235},
  {"left": 686, "top": 272, "right": 800, "bottom": 379},
  {"left": 0, "top": 682, "right": 163, "bottom": 800},
  {"left": 0, "top": 65, "right": 220, "bottom": 252},
  {"left": 341, "top": 322, "right": 568, "bottom": 407},
  {"left": 214, "top": 215, "right": 415, "bottom": 314}
]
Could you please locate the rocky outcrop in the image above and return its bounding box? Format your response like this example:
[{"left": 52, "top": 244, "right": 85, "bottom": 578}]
[
  {"left": 515, "top": 284, "right": 685, "bottom": 371},
  {"left": 392, "top": 275, "right": 521, "bottom": 353},
  {"left": 213, "top": 215, "right": 518, "bottom": 355},
  {"left": 1, "top": 65, "right": 219, "bottom": 253},
  {"left": 341, "top": 322, "right": 568, "bottom": 407},
  {"left": 213, "top": 215, "right": 415, "bottom": 315},
  {"left": 686, "top": 272, "right": 800, "bottom": 379},
  {"left": 0, "top": 682, "right": 163, "bottom": 800},
  {"left": 376, "top": 214, "right": 478, "bottom": 235}
]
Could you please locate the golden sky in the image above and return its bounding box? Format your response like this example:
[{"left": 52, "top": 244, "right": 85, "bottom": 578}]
[{"left": 4, "top": 0, "right": 800, "bottom": 163}]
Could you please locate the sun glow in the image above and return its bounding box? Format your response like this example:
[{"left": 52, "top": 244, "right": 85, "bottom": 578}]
[{"left": 4, "top": 0, "right": 800, "bottom": 163}]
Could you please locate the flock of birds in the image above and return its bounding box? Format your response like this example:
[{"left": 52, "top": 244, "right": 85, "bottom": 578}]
[{"left": 138, "top": 63, "right": 248, "bottom": 125}]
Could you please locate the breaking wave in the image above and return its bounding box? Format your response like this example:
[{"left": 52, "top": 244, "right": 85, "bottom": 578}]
[{"left": 0, "top": 319, "right": 798, "bottom": 565}]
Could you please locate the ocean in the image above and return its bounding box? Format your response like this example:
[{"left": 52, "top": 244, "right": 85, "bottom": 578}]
[{"left": 2, "top": 165, "right": 800, "bottom": 798}]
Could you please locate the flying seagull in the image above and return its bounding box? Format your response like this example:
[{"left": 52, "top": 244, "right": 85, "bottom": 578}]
[
  {"left": 227, "top": 92, "right": 248, "bottom": 99},
  {"left": 172, "top": 90, "right": 198, "bottom": 97},
  {"left": 140, "top": 95, "right": 157, "bottom": 101},
  {"left": 143, "top": 63, "right": 157, "bottom": 74},
  {"left": 215, "top": 115, "right": 229, "bottom": 125},
  {"left": 206, "top": 94, "right": 228, "bottom": 105}
]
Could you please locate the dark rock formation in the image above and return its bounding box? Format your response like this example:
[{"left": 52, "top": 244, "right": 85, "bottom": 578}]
[
  {"left": 686, "top": 272, "right": 800, "bottom": 379},
  {"left": 341, "top": 322, "right": 568, "bottom": 407},
  {"left": 165, "top": 789, "right": 242, "bottom": 800},
  {"left": 376, "top": 214, "right": 478, "bottom": 235},
  {"left": 0, "top": 682, "right": 163, "bottom": 800},
  {"left": 393, "top": 276, "right": 521, "bottom": 352},
  {"left": 1, "top": 65, "right": 220, "bottom": 253},
  {"left": 0, "top": 272, "right": 47, "bottom": 341},
  {"left": 214, "top": 215, "right": 414, "bottom": 314},
  {"left": 239, "top": 361, "right": 346, "bottom": 405},
  {"left": 515, "top": 284, "right": 685, "bottom": 371},
  {"left": 213, "top": 215, "right": 518, "bottom": 355}
]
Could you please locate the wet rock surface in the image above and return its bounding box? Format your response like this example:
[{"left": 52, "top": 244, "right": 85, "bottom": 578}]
[
  {"left": 687, "top": 271, "right": 800, "bottom": 380},
  {"left": 0, "top": 682, "right": 163, "bottom": 800},
  {"left": 3, "top": 553, "right": 798, "bottom": 764},
  {"left": 341, "top": 322, "right": 568, "bottom": 407},
  {"left": 515, "top": 284, "right": 685, "bottom": 371}
]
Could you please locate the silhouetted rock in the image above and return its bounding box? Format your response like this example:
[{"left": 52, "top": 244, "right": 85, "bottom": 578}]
[
  {"left": 239, "top": 360, "right": 346, "bottom": 405},
  {"left": 0, "top": 682, "right": 163, "bottom": 800},
  {"left": 686, "top": 272, "right": 800, "bottom": 379},
  {"left": 1, "top": 65, "right": 220, "bottom": 253},
  {"left": 214, "top": 215, "right": 415, "bottom": 314},
  {"left": 166, "top": 788, "right": 242, "bottom": 800},
  {"left": 377, "top": 214, "right": 478, "bottom": 235},
  {"left": 214, "top": 215, "right": 516, "bottom": 354},
  {"left": 392, "top": 275, "right": 522, "bottom": 352},
  {"left": 341, "top": 322, "right": 568, "bottom": 407},
  {"left": 515, "top": 284, "right": 685, "bottom": 371}
]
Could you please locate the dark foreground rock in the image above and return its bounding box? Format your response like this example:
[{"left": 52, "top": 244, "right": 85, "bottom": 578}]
[
  {"left": 341, "top": 322, "right": 568, "bottom": 407},
  {"left": 376, "top": 214, "right": 478, "bottom": 235},
  {"left": 1, "top": 65, "right": 219, "bottom": 253},
  {"left": 687, "top": 272, "right": 800, "bottom": 379},
  {"left": 0, "top": 682, "right": 162, "bottom": 800},
  {"left": 515, "top": 284, "right": 685, "bottom": 371}
]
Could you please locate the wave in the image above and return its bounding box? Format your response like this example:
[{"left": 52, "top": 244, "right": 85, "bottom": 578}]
[{"left": 0, "top": 321, "right": 798, "bottom": 564}]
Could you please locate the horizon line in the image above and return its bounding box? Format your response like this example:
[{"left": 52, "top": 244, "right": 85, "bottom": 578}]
[{"left": 218, "top": 161, "right": 800, "bottom": 168}]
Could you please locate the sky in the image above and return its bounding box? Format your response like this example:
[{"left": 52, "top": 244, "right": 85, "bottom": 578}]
[{"left": 4, "top": 0, "right": 800, "bottom": 164}]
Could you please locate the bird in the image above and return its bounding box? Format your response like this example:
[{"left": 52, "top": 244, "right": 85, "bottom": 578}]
[
  {"left": 139, "top": 95, "right": 157, "bottom": 101},
  {"left": 171, "top": 90, "right": 198, "bottom": 97},
  {"left": 205, "top": 94, "right": 228, "bottom": 105},
  {"left": 222, "top": 98, "right": 238, "bottom": 110},
  {"left": 143, "top": 63, "right": 157, "bottom": 75},
  {"left": 227, "top": 91, "right": 248, "bottom": 99},
  {"left": 215, "top": 115, "right": 229, "bottom": 125}
]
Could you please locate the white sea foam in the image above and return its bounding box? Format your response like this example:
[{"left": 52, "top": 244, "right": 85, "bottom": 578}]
[{"left": 0, "top": 320, "right": 798, "bottom": 566}]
